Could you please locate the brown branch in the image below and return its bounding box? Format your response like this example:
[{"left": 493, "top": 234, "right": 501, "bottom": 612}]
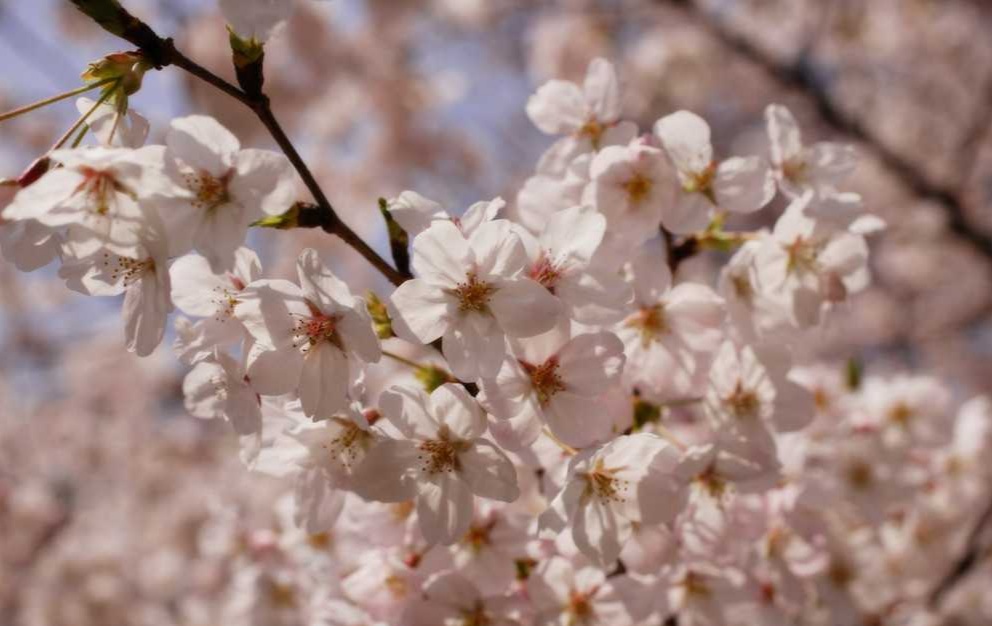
[
  {"left": 663, "top": 0, "right": 992, "bottom": 262},
  {"left": 67, "top": 0, "right": 406, "bottom": 286},
  {"left": 929, "top": 495, "right": 992, "bottom": 607}
]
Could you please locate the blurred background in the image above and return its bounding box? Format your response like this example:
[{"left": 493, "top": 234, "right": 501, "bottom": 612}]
[{"left": 1, "top": 0, "right": 991, "bottom": 623}]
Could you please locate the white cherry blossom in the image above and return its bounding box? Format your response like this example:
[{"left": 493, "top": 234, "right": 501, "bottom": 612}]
[
  {"left": 3, "top": 146, "right": 160, "bottom": 256},
  {"left": 235, "top": 248, "right": 381, "bottom": 417},
  {"left": 389, "top": 219, "right": 560, "bottom": 381},
  {"left": 765, "top": 103, "right": 857, "bottom": 199},
  {"left": 540, "top": 433, "right": 686, "bottom": 566},
  {"left": 654, "top": 110, "right": 776, "bottom": 234},
  {"left": 583, "top": 138, "right": 674, "bottom": 244},
  {"left": 151, "top": 115, "right": 296, "bottom": 271},
  {"left": 351, "top": 383, "right": 519, "bottom": 545},
  {"left": 480, "top": 328, "right": 625, "bottom": 449},
  {"left": 517, "top": 204, "right": 631, "bottom": 324}
]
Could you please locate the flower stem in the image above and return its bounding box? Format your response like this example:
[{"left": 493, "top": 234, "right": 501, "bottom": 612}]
[
  {"left": 0, "top": 77, "right": 117, "bottom": 124},
  {"left": 542, "top": 428, "right": 578, "bottom": 456},
  {"left": 50, "top": 85, "right": 116, "bottom": 151},
  {"left": 382, "top": 350, "right": 425, "bottom": 370}
]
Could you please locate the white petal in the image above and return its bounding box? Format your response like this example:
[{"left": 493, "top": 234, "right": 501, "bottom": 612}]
[
  {"left": 246, "top": 343, "right": 303, "bottom": 395},
  {"left": 541, "top": 204, "right": 605, "bottom": 264},
  {"left": 572, "top": 496, "right": 630, "bottom": 567},
  {"left": 299, "top": 343, "right": 350, "bottom": 417},
  {"left": 388, "top": 278, "right": 453, "bottom": 343},
  {"left": 297, "top": 247, "right": 356, "bottom": 310},
  {"left": 388, "top": 190, "right": 446, "bottom": 237},
  {"left": 583, "top": 58, "right": 621, "bottom": 123},
  {"left": 430, "top": 383, "right": 486, "bottom": 440},
  {"left": 380, "top": 385, "right": 440, "bottom": 440},
  {"left": 661, "top": 190, "right": 713, "bottom": 234},
  {"left": 416, "top": 472, "right": 474, "bottom": 545},
  {"left": 714, "top": 156, "right": 776, "bottom": 213},
  {"left": 231, "top": 148, "right": 297, "bottom": 216},
  {"left": 459, "top": 440, "right": 520, "bottom": 502},
  {"left": 442, "top": 317, "right": 505, "bottom": 381},
  {"left": 350, "top": 439, "right": 420, "bottom": 502},
  {"left": 557, "top": 331, "right": 625, "bottom": 394},
  {"left": 167, "top": 115, "right": 239, "bottom": 177},
  {"left": 412, "top": 220, "right": 471, "bottom": 287},
  {"left": 764, "top": 104, "right": 803, "bottom": 167},
  {"left": 294, "top": 468, "right": 345, "bottom": 533},
  {"left": 468, "top": 219, "right": 527, "bottom": 278},
  {"left": 338, "top": 308, "right": 382, "bottom": 363},
  {"left": 526, "top": 80, "right": 587, "bottom": 135},
  {"left": 489, "top": 278, "right": 561, "bottom": 337},
  {"left": 654, "top": 110, "right": 713, "bottom": 175}
]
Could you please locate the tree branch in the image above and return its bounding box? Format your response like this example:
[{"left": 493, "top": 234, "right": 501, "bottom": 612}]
[
  {"left": 929, "top": 495, "right": 992, "bottom": 607},
  {"left": 663, "top": 0, "right": 992, "bottom": 262},
  {"left": 67, "top": 0, "right": 406, "bottom": 286}
]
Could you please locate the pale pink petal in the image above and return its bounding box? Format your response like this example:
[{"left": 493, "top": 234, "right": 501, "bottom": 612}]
[
  {"left": 654, "top": 110, "right": 713, "bottom": 175},
  {"left": 416, "top": 472, "right": 474, "bottom": 545},
  {"left": 526, "top": 80, "right": 587, "bottom": 135},
  {"left": 167, "top": 115, "right": 239, "bottom": 176},
  {"left": 489, "top": 278, "right": 561, "bottom": 338},
  {"left": 429, "top": 383, "right": 486, "bottom": 440},
  {"left": 459, "top": 440, "right": 520, "bottom": 502},
  {"left": 713, "top": 156, "right": 776, "bottom": 213}
]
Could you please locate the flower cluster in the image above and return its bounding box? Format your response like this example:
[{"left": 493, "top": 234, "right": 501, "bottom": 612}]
[{"left": 3, "top": 49, "right": 990, "bottom": 626}]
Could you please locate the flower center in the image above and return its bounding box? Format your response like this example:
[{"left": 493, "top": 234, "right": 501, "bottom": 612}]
[
  {"left": 625, "top": 304, "right": 669, "bottom": 347},
  {"left": 846, "top": 461, "right": 874, "bottom": 490},
  {"left": 453, "top": 273, "right": 496, "bottom": 314},
  {"left": 682, "top": 162, "right": 717, "bottom": 197},
  {"left": 887, "top": 402, "right": 913, "bottom": 426},
  {"left": 785, "top": 237, "right": 819, "bottom": 274},
  {"left": 291, "top": 303, "right": 343, "bottom": 353},
  {"left": 695, "top": 465, "right": 728, "bottom": 499},
  {"left": 417, "top": 435, "right": 464, "bottom": 475},
  {"left": 623, "top": 173, "right": 653, "bottom": 205},
  {"left": 323, "top": 417, "right": 372, "bottom": 471},
  {"left": 521, "top": 358, "right": 565, "bottom": 406},
  {"left": 578, "top": 117, "right": 605, "bottom": 146},
  {"left": 730, "top": 271, "right": 754, "bottom": 304},
  {"left": 568, "top": 590, "right": 595, "bottom": 622},
  {"left": 463, "top": 519, "right": 496, "bottom": 551},
  {"left": 102, "top": 252, "right": 154, "bottom": 287},
  {"left": 78, "top": 167, "right": 127, "bottom": 216},
  {"left": 582, "top": 459, "right": 628, "bottom": 504},
  {"left": 184, "top": 169, "right": 231, "bottom": 210},
  {"left": 724, "top": 381, "right": 760, "bottom": 419},
  {"left": 530, "top": 252, "right": 564, "bottom": 292},
  {"left": 781, "top": 157, "right": 807, "bottom": 184},
  {"left": 461, "top": 603, "right": 492, "bottom": 626}
]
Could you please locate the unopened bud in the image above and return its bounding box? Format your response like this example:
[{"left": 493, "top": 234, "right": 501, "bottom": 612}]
[
  {"left": 82, "top": 51, "right": 150, "bottom": 96},
  {"left": 365, "top": 291, "right": 393, "bottom": 339}
]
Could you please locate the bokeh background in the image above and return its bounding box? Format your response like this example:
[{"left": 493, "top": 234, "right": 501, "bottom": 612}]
[{"left": 1, "top": 0, "right": 991, "bottom": 623}]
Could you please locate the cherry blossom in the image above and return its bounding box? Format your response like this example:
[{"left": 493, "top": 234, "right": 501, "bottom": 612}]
[
  {"left": 654, "top": 110, "right": 776, "bottom": 234},
  {"left": 151, "top": 115, "right": 296, "bottom": 271},
  {"left": 236, "top": 247, "right": 381, "bottom": 417},
  {"left": 583, "top": 138, "right": 674, "bottom": 244},
  {"left": 765, "top": 104, "right": 857, "bottom": 199},
  {"left": 352, "top": 383, "right": 519, "bottom": 545},
  {"left": 3, "top": 146, "right": 161, "bottom": 256},
  {"left": 389, "top": 219, "right": 560, "bottom": 381},
  {"left": 527, "top": 58, "right": 639, "bottom": 175},
  {"left": 481, "top": 328, "right": 625, "bottom": 448},
  {"left": 540, "top": 433, "right": 686, "bottom": 566}
]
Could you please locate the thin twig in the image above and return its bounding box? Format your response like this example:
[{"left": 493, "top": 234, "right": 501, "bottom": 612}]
[{"left": 66, "top": 1, "right": 405, "bottom": 286}]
